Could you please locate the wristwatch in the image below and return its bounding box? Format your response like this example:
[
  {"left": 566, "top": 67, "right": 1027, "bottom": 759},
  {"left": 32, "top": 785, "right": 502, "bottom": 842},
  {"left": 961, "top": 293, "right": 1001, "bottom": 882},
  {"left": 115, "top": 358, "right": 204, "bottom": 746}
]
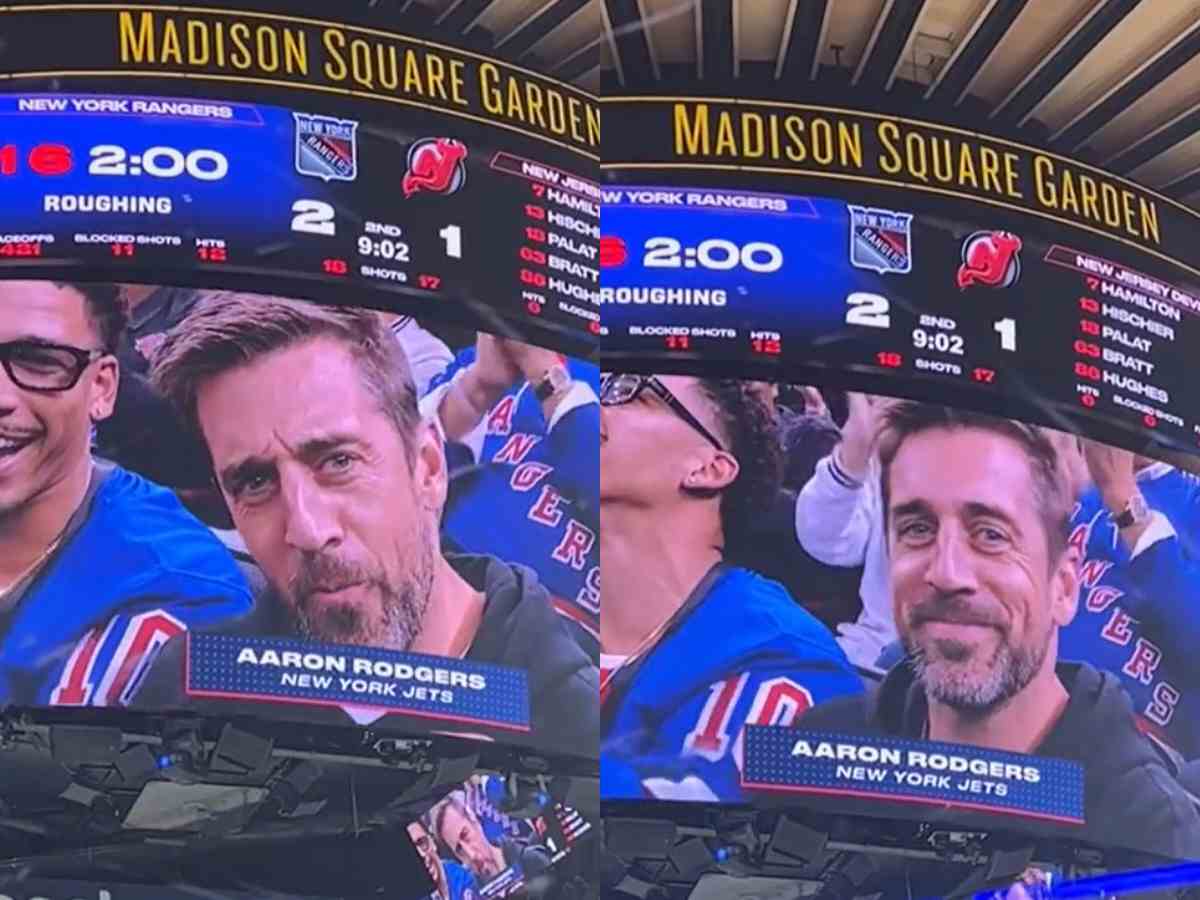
[
  {"left": 1111, "top": 491, "right": 1150, "bottom": 529},
  {"left": 533, "top": 364, "right": 571, "bottom": 402}
]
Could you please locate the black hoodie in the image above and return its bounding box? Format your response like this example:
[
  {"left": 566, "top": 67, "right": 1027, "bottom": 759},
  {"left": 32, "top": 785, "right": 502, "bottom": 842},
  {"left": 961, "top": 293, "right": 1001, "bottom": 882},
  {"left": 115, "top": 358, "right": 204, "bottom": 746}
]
[
  {"left": 799, "top": 660, "right": 1200, "bottom": 860},
  {"left": 130, "top": 554, "right": 598, "bottom": 759}
]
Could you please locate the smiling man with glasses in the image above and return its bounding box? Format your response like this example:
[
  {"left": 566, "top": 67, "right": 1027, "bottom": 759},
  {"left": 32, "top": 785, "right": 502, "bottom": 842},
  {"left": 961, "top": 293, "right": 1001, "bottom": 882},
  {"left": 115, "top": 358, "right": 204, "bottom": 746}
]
[
  {"left": 0, "top": 280, "right": 251, "bottom": 708},
  {"left": 600, "top": 372, "right": 862, "bottom": 803}
]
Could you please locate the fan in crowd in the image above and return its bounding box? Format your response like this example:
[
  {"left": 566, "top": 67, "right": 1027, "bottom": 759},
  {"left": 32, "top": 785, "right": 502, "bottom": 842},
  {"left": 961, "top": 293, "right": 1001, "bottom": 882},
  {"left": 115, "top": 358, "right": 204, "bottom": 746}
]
[
  {"left": 0, "top": 280, "right": 251, "bottom": 706},
  {"left": 421, "top": 333, "right": 600, "bottom": 661},
  {"left": 600, "top": 372, "right": 862, "bottom": 802}
]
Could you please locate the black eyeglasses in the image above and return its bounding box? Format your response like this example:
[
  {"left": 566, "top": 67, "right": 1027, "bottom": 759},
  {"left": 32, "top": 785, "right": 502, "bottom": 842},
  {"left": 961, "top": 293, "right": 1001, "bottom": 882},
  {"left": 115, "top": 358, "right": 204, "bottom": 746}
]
[
  {"left": 601, "top": 373, "right": 727, "bottom": 452},
  {"left": 0, "top": 340, "right": 108, "bottom": 392}
]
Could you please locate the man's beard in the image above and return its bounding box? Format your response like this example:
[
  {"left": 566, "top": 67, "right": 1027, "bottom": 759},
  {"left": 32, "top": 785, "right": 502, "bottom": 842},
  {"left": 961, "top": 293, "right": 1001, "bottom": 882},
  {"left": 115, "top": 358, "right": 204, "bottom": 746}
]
[
  {"left": 286, "top": 521, "right": 436, "bottom": 650},
  {"left": 904, "top": 593, "right": 1048, "bottom": 713}
]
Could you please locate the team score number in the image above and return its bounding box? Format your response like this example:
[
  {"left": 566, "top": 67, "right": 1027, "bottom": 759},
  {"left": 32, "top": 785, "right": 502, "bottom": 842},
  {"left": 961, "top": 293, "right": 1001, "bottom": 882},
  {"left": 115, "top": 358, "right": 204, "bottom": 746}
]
[
  {"left": 643, "top": 237, "right": 784, "bottom": 273},
  {"left": 292, "top": 200, "right": 335, "bottom": 236},
  {"left": 90, "top": 145, "right": 228, "bottom": 180},
  {"left": 845, "top": 292, "right": 890, "bottom": 329}
]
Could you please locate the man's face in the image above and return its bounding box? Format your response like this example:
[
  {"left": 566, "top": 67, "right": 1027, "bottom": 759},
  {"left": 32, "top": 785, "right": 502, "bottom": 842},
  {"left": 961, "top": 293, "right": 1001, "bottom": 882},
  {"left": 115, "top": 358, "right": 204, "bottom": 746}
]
[
  {"left": 196, "top": 337, "right": 445, "bottom": 649},
  {"left": 888, "top": 428, "right": 1078, "bottom": 712},
  {"left": 407, "top": 821, "right": 447, "bottom": 898},
  {"left": 600, "top": 374, "right": 724, "bottom": 509},
  {"left": 438, "top": 803, "right": 503, "bottom": 882},
  {"left": 0, "top": 281, "right": 118, "bottom": 519}
]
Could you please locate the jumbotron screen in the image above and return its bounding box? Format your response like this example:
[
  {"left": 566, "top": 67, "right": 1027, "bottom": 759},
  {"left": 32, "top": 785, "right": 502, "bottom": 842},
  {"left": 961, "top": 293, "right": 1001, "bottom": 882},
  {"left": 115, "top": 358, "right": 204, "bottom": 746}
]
[
  {"left": 600, "top": 185, "right": 1200, "bottom": 458},
  {"left": 0, "top": 3, "right": 599, "bottom": 764},
  {"left": 599, "top": 98, "right": 1200, "bottom": 460},
  {"left": 599, "top": 372, "right": 1200, "bottom": 859},
  {"left": 0, "top": 281, "right": 598, "bottom": 761},
  {"left": 600, "top": 99, "right": 1200, "bottom": 859}
]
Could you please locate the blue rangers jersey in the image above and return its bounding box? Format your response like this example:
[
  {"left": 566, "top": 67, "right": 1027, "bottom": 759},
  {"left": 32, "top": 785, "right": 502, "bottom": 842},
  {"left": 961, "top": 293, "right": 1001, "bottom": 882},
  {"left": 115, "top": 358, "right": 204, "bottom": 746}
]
[
  {"left": 426, "top": 350, "right": 599, "bottom": 660},
  {"left": 0, "top": 463, "right": 253, "bottom": 707},
  {"left": 443, "top": 860, "right": 480, "bottom": 900},
  {"left": 601, "top": 565, "right": 863, "bottom": 802},
  {"left": 1060, "top": 463, "right": 1200, "bottom": 760}
]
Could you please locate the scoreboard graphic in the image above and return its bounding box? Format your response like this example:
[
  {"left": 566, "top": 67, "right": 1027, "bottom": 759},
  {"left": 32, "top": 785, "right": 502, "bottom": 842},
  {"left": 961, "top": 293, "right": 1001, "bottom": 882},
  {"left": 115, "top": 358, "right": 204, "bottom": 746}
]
[
  {"left": 0, "top": 92, "right": 600, "bottom": 343},
  {"left": 600, "top": 185, "right": 1200, "bottom": 457}
]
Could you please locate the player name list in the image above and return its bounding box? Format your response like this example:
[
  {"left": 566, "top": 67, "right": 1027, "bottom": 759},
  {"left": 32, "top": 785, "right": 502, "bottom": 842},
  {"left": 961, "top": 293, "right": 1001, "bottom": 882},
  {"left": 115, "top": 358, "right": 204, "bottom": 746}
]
[
  {"left": 492, "top": 153, "right": 600, "bottom": 330},
  {"left": 1044, "top": 245, "right": 1195, "bottom": 435}
]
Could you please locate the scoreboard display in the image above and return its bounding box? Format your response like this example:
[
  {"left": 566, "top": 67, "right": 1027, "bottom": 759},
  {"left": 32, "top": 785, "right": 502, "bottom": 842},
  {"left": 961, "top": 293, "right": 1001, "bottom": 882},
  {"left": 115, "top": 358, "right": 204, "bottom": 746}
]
[
  {"left": 600, "top": 185, "right": 1200, "bottom": 456},
  {"left": 0, "top": 92, "right": 599, "bottom": 342}
]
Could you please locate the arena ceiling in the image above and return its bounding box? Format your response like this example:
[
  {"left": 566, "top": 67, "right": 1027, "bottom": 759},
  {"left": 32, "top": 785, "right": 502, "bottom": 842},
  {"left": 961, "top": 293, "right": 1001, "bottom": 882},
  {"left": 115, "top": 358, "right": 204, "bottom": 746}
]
[
  {"left": 408, "top": 0, "right": 602, "bottom": 91},
  {"left": 598, "top": 0, "right": 1200, "bottom": 212}
]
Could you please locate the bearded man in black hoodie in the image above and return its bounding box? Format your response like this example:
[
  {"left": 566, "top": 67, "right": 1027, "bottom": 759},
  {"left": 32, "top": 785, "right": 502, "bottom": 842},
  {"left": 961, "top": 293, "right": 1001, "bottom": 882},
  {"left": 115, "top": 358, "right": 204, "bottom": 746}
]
[
  {"left": 800, "top": 401, "right": 1200, "bottom": 859},
  {"left": 131, "top": 293, "right": 596, "bottom": 759}
]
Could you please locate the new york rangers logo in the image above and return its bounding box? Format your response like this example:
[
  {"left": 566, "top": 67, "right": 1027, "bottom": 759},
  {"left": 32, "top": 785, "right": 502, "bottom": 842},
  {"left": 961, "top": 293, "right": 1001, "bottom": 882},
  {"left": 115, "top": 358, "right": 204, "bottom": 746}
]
[
  {"left": 293, "top": 112, "right": 359, "bottom": 182},
  {"left": 848, "top": 205, "right": 913, "bottom": 275},
  {"left": 957, "top": 230, "right": 1022, "bottom": 290},
  {"left": 402, "top": 137, "right": 468, "bottom": 198}
]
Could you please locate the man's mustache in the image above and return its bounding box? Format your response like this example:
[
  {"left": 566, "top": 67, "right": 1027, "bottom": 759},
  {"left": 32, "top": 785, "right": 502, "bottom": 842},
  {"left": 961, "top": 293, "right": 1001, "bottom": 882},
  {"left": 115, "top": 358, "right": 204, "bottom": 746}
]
[
  {"left": 290, "top": 553, "right": 376, "bottom": 599},
  {"left": 908, "top": 592, "right": 1008, "bottom": 630}
]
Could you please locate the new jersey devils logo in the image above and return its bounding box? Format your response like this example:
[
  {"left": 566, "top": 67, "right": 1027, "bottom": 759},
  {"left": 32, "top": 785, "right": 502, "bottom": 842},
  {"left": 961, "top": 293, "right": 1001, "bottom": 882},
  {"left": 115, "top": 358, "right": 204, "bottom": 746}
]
[
  {"left": 957, "top": 230, "right": 1022, "bottom": 290},
  {"left": 402, "top": 138, "right": 468, "bottom": 198}
]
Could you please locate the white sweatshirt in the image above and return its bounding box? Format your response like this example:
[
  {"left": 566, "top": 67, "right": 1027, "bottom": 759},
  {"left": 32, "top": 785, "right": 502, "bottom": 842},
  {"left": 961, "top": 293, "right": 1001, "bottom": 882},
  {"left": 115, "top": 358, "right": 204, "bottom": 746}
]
[{"left": 795, "top": 448, "right": 896, "bottom": 672}]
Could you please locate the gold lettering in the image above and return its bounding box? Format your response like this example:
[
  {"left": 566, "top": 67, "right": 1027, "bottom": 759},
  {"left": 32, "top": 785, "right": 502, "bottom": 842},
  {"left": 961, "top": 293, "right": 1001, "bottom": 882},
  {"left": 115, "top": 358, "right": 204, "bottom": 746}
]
[
  {"left": 548, "top": 89, "right": 568, "bottom": 135},
  {"left": 403, "top": 49, "right": 424, "bottom": 94},
  {"left": 255, "top": 25, "right": 279, "bottom": 73},
  {"left": 742, "top": 112, "right": 765, "bottom": 158},
  {"left": 449, "top": 60, "right": 467, "bottom": 106},
  {"left": 957, "top": 143, "right": 978, "bottom": 189},
  {"left": 586, "top": 103, "right": 600, "bottom": 147},
  {"left": 229, "top": 22, "right": 252, "bottom": 70},
  {"left": 1121, "top": 190, "right": 1139, "bottom": 238},
  {"left": 979, "top": 147, "right": 1002, "bottom": 194},
  {"left": 811, "top": 118, "right": 833, "bottom": 165},
  {"left": 931, "top": 137, "right": 954, "bottom": 183},
  {"left": 214, "top": 21, "right": 225, "bottom": 67},
  {"left": 784, "top": 115, "right": 806, "bottom": 162},
  {"left": 373, "top": 45, "right": 398, "bottom": 89},
  {"left": 1060, "top": 170, "right": 1080, "bottom": 215},
  {"left": 567, "top": 96, "right": 583, "bottom": 141},
  {"left": 878, "top": 122, "right": 902, "bottom": 174},
  {"left": 1034, "top": 155, "right": 1056, "bottom": 208},
  {"left": 1100, "top": 182, "right": 1121, "bottom": 227},
  {"left": 283, "top": 29, "right": 307, "bottom": 74},
  {"left": 839, "top": 122, "right": 863, "bottom": 169},
  {"left": 350, "top": 38, "right": 375, "bottom": 89},
  {"left": 118, "top": 11, "right": 155, "bottom": 63},
  {"left": 1141, "top": 197, "right": 1160, "bottom": 246},
  {"left": 322, "top": 29, "right": 348, "bottom": 81},
  {"left": 905, "top": 132, "right": 928, "bottom": 182},
  {"left": 186, "top": 21, "right": 210, "bottom": 66},
  {"left": 525, "top": 83, "right": 547, "bottom": 131},
  {"left": 1079, "top": 174, "right": 1100, "bottom": 222},
  {"left": 480, "top": 64, "right": 503, "bottom": 116},
  {"left": 1003, "top": 152, "right": 1023, "bottom": 199},
  {"left": 425, "top": 54, "right": 448, "bottom": 101},
  {"left": 505, "top": 78, "right": 526, "bottom": 123},
  {"left": 160, "top": 19, "right": 183, "bottom": 65},
  {"left": 714, "top": 112, "right": 737, "bottom": 156}
]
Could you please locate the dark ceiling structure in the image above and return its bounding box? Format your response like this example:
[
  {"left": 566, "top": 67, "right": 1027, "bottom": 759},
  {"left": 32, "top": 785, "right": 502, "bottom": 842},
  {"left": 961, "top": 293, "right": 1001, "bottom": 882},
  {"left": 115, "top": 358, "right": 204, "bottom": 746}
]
[
  {"left": 410, "top": 0, "right": 602, "bottom": 90},
  {"left": 599, "top": 0, "right": 1200, "bottom": 211}
]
